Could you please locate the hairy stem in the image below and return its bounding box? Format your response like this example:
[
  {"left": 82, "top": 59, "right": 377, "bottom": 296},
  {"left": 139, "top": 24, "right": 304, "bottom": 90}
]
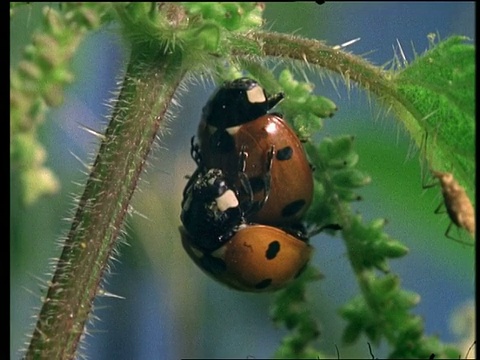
[
  {"left": 246, "top": 31, "right": 426, "bottom": 153},
  {"left": 26, "top": 52, "right": 185, "bottom": 359}
]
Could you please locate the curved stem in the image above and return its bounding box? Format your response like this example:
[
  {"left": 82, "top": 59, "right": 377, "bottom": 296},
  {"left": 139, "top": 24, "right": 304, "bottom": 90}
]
[{"left": 244, "top": 31, "right": 426, "bottom": 156}]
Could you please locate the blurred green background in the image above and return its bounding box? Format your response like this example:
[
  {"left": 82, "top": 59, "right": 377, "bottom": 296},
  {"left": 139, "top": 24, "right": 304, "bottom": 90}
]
[{"left": 11, "top": 3, "right": 475, "bottom": 359}]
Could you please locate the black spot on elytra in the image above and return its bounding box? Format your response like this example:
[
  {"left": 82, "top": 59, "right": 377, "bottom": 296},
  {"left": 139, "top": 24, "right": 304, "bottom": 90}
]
[
  {"left": 254, "top": 278, "right": 272, "bottom": 289},
  {"left": 249, "top": 176, "right": 265, "bottom": 193},
  {"left": 210, "top": 130, "right": 235, "bottom": 153},
  {"left": 265, "top": 240, "right": 280, "bottom": 260},
  {"left": 281, "top": 199, "right": 307, "bottom": 217},
  {"left": 276, "top": 146, "right": 293, "bottom": 161},
  {"left": 199, "top": 255, "right": 227, "bottom": 275}
]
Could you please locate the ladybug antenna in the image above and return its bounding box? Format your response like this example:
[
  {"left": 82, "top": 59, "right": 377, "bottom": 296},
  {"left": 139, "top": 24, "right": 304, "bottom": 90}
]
[
  {"left": 256, "top": 145, "right": 275, "bottom": 209},
  {"left": 267, "top": 92, "right": 284, "bottom": 110}
]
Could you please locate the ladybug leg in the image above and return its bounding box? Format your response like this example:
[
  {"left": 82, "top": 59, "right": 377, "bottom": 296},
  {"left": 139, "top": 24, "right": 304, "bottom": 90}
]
[
  {"left": 190, "top": 136, "right": 203, "bottom": 166},
  {"left": 182, "top": 166, "right": 201, "bottom": 199},
  {"left": 281, "top": 223, "right": 310, "bottom": 241},
  {"left": 266, "top": 145, "right": 275, "bottom": 171},
  {"left": 237, "top": 146, "right": 255, "bottom": 208},
  {"left": 238, "top": 145, "right": 248, "bottom": 173},
  {"left": 320, "top": 223, "right": 343, "bottom": 231},
  {"left": 267, "top": 92, "right": 284, "bottom": 110},
  {"left": 306, "top": 222, "right": 342, "bottom": 238},
  {"left": 247, "top": 145, "right": 275, "bottom": 212},
  {"left": 256, "top": 145, "right": 275, "bottom": 209}
]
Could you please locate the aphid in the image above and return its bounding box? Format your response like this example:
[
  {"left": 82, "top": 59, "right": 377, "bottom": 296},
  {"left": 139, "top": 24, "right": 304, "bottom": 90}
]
[
  {"left": 421, "top": 133, "right": 475, "bottom": 245},
  {"left": 427, "top": 170, "right": 475, "bottom": 244}
]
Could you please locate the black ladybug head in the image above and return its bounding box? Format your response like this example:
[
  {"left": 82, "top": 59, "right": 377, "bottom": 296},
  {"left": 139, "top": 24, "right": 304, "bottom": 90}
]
[
  {"left": 196, "top": 169, "right": 230, "bottom": 200},
  {"left": 202, "top": 77, "right": 284, "bottom": 129},
  {"left": 180, "top": 168, "right": 243, "bottom": 251}
]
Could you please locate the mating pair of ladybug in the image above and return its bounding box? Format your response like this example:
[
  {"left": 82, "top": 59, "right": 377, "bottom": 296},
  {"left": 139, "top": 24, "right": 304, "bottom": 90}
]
[{"left": 180, "top": 77, "right": 315, "bottom": 292}]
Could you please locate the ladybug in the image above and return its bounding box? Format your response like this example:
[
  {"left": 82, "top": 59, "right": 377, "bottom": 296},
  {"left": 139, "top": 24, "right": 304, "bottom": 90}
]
[
  {"left": 188, "top": 136, "right": 275, "bottom": 214},
  {"left": 196, "top": 78, "right": 313, "bottom": 225},
  {"left": 181, "top": 168, "right": 243, "bottom": 251},
  {"left": 197, "top": 108, "right": 314, "bottom": 224},
  {"left": 201, "top": 77, "right": 284, "bottom": 129},
  {"left": 181, "top": 145, "right": 273, "bottom": 251},
  {"left": 180, "top": 224, "right": 312, "bottom": 292},
  {"left": 181, "top": 167, "right": 254, "bottom": 252},
  {"left": 180, "top": 163, "right": 312, "bottom": 292}
]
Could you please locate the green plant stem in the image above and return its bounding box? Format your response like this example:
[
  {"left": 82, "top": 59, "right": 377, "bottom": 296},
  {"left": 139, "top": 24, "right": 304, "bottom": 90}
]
[
  {"left": 246, "top": 31, "right": 426, "bottom": 158},
  {"left": 255, "top": 32, "right": 472, "bottom": 197},
  {"left": 26, "top": 53, "right": 186, "bottom": 359}
]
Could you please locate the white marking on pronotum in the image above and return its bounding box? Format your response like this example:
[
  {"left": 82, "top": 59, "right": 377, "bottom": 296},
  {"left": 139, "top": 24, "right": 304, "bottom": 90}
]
[
  {"left": 216, "top": 190, "right": 239, "bottom": 212},
  {"left": 226, "top": 125, "right": 241, "bottom": 135},
  {"left": 246, "top": 86, "right": 266, "bottom": 104}
]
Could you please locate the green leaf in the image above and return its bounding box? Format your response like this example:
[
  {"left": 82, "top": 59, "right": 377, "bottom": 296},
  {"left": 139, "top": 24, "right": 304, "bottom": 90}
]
[{"left": 395, "top": 36, "right": 475, "bottom": 198}]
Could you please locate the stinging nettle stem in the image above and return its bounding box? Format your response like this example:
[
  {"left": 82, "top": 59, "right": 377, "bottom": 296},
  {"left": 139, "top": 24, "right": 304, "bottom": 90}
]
[{"left": 26, "top": 54, "right": 186, "bottom": 359}]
